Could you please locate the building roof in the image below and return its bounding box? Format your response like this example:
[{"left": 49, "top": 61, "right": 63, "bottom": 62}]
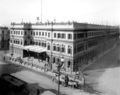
[{"left": 10, "top": 22, "right": 119, "bottom": 31}]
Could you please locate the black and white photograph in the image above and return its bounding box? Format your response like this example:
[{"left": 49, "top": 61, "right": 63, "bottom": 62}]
[{"left": 0, "top": 0, "right": 120, "bottom": 95}]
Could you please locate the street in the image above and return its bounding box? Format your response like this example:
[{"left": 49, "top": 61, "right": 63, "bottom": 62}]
[
  {"left": 84, "top": 44, "right": 120, "bottom": 95},
  {"left": 0, "top": 51, "right": 91, "bottom": 95}
]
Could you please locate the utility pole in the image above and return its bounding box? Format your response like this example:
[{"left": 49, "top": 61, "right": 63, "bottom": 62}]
[{"left": 50, "top": 22, "right": 53, "bottom": 70}]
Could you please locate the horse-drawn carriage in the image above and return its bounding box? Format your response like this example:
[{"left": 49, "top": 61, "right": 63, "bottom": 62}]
[{"left": 52, "top": 73, "right": 93, "bottom": 93}]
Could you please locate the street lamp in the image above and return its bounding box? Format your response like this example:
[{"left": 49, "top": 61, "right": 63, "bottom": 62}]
[
  {"left": 11, "top": 35, "right": 14, "bottom": 56},
  {"left": 57, "top": 57, "right": 64, "bottom": 95}
]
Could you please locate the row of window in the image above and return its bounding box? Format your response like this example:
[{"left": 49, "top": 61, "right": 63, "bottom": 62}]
[
  {"left": 32, "top": 31, "right": 51, "bottom": 37},
  {"left": 10, "top": 39, "right": 23, "bottom": 45},
  {"left": 88, "top": 41, "right": 98, "bottom": 48},
  {"left": 88, "top": 32, "right": 103, "bottom": 37},
  {"left": 29, "top": 40, "right": 46, "bottom": 47},
  {"left": 47, "top": 44, "right": 72, "bottom": 54},
  {"left": 33, "top": 42, "right": 72, "bottom": 54},
  {"left": 74, "top": 51, "right": 94, "bottom": 71},
  {"left": 10, "top": 30, "right": 73, "bottom": 40},
  {"left": 53, "top": 44, "right": 72, "bottom": 54},
  {"left": 74, "top": 33, "right": 84, "bottom": 39},
  {"left": 54, "top": 33, "right": 72, "bottom": 39},
  {"left": 74, "top": 44, "right": 84, "bottom": 54},
  {"left": 10, "top": 30, "right": 23, "bottom": 35},
  {"left": 10, "top": 30, "right": 51, "bottom": 37},
  {"left": 74, "top": 32, "right": 104, "bottom": 40},
  {"left": 10, "top": 39, "right": 72, "bottom": 55}
]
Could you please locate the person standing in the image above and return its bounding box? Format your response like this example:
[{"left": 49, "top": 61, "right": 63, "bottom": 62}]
[{"left": 65, "top": 74, "right": 69, "bottom": 86}]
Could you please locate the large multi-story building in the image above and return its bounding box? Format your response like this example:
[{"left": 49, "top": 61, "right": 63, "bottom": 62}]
[
  {"left": 0, "top": 27, "right": 9, "bottom": 50},
  {"left": 9, "top": 22, "right": 119, "bottom": 72}
]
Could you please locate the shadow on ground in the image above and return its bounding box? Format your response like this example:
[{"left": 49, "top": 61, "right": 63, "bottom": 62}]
[
  {"left": 0, "top": 63, "right": 24, "bottom": 75},
  {"left": 29, "top": 82, "right": 68, "bottom": 95}
]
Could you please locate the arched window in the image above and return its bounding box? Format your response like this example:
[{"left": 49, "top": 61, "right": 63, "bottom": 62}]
[
  {"left": 39, "top": 41, "right": 41, "bottom": 46},
  {"left": 57, "top": 44, "right": 60, "bottom": 52},
  {"left": 18, "top": 40, "right": 19, "bottom": 44},
  {"left": 47, "top": 43, "right": 50, "bottom": 50},
  {"left": 36, "top": 41, "right": 38, "bottom": 45},
  {"left": 44, "top": 42, "right": 46, "bottom": 47},
  {"left": 53, "top": 44, "right": 56, "bottom": 51},
  {"left": 62, "top": 45, "right": 65, "bottom": 53},
  {"left": 42, "top": 42, "right": 44, "bottom": 47},
  {"left": 68, "top": 46, "right": 72, "bottom": 54}
]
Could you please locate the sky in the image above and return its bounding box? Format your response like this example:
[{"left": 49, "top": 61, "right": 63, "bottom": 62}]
[{"left": 0, "top": 0, "right": 120, "bottom": 26}]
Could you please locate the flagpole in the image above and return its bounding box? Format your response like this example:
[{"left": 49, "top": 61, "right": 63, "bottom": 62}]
[{"left": 41, "top": 0, "right": 42, "bottom": 23}]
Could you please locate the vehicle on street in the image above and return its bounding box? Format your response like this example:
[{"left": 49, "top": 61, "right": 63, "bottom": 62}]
[{"left": 0, "top": 74, "right": 29, "bottom": 95}]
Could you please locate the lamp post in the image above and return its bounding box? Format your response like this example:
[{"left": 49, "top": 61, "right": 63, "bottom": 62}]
[
  {"left": 50, "top": 22, "right": 53, "bottom": 70},
  {"left": 57, "top": 56, "right": 64, "bottom": 95},
  {"left": 11, "top": 35, "right": 14, "bottom": 56}
]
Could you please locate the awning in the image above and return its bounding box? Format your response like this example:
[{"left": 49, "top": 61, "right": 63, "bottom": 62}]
[{"left": 23, "top": 45, "right": 47, "bottom": 53}]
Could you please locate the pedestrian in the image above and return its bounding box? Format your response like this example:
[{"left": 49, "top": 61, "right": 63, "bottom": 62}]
[
  {"left": 65, "top": 74, "right": 69, "bottom": 86},
  {"left": 37, "top": 89, "right": 40, "bottom": 95}
]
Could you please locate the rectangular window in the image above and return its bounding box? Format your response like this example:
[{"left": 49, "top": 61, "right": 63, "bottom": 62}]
[
  {"left": 54, "top": 33, "right": 56, "bottom": 38},
  {"left": 58, "top": 33, "right": 60, "bottom": 38},
  {"left": 62, "top": 33, "right": 65, "bottom": 39},
  {"left": 68, "top": 34, "right": 72, "bottom": 39},
  {"left": 77, "top": 33, "right": 84, "bottom": 38},
  {"left": 48, "top": 33, "right": 50, "bottom": 37},
  {"left": 42, "top": 32, "right": 44, "bottom": 36},
  {"left": 33, "top": 32, "right": 35, "bottom": 35},
  {"left": 74, "top": 34, "right": 76, "bottom": 39},
  {"left": 77, "top": 44, "right": 84, "bottom": 52},
  {"left": 62, "top": 47, "right": 65, "bottom": 52},
  {"left": 39, "top": 32, "right": 41, "bottom": 36},
  {"left": 45, "top": 32, "right": 47, "bottom": 36},
  {"left": 25, "top": 31, "right": 27, "bottom": 35},
  {"left": 36, "top": 32, "right": 38, "bottom": 35}
]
